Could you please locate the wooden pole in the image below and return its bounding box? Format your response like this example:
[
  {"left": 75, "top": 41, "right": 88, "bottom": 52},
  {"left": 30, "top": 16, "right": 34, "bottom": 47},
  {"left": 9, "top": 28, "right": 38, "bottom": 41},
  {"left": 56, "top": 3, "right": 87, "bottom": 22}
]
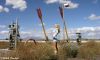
[
  {"left": 62, "top": 18, "right": 69, "bottom": 42},
  {"left": 63, "top": 24, "right": 65, "bottom": 40},
  {"left": 15, "top": 19, "right": 18, "bottom": 50},
  {"left": 37, "top": 8, "right": 48, "bottom": 41},
  {"left": 40, "top": 19, "right": 48, "bottom": 41},
  {"left": 59, "top": 6, "right": 69, "bottom": 42}
]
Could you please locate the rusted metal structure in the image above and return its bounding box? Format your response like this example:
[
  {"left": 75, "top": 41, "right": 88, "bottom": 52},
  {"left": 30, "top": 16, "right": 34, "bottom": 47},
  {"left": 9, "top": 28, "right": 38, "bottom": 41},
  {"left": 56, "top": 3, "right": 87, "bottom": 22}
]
[{"left": 8, "top": 19, "right": 20, "bottom": 50}]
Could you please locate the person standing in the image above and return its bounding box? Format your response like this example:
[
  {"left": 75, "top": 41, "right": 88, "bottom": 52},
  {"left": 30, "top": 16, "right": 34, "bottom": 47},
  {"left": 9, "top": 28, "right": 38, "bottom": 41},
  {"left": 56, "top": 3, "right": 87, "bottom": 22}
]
[{"left": 52, "top": 24, "right": 60, "bottom": 54}]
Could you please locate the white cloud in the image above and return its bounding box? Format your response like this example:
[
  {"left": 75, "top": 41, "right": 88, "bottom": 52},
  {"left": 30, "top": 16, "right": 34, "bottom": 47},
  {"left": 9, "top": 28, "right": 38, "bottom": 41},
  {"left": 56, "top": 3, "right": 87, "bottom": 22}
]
[
  {"left": 69, "top": 26, "right": 100, "bottom": 39},
  {"left": 20, "top": 31, "right": 32, "bottom": 35},
  {"left": 45, "top": 0, "right": 79, "bottom": 9},
  {"left": 87, "top": 14, "right": 100, "bottom": 20},
  {"left": 87, "top": 32, "right": 96, "bottom": 36},
  {"left": 0, "top": 30, "right": 43, "bottom": 39},
  {"left": 6, "top": 0, "right": 27, "bottom": 11},
  {"left": 4, "top": 7, "right": 9, "bottom": 12},
  {"left": 0, "top": 26, "right": 100, "bottom": 39},
  {"left": 45, "top": 0, "right": 58, "bottom": 4},
  {"left": 0, "top": 5, "right": 4, "bottom": 12},
  {"left": 20, "top": 30, "right": 45, "bottom": 39},
  {"left": 76, "top": 27, "right": 95, "bottom": 33},
  {"left": 46, "top": 26, "right": 100, "bottom": 39},
  {"left": 45, "top": 0, "right": 67, "bottom": 4},
  {"left": 0, "top": 25, "right": 6, "bottom": 28},
  {"left": 0, "top": 30, "right": 9, "bottom": 34},
  {"left": 72, "top": 27, "right": 100, "bottom": 33},
  {"left": 63, "top": 1, "right": 79, "bottom": 9},
  {"left": 0, "top": 5, "right": 9, "bottom": 13}
]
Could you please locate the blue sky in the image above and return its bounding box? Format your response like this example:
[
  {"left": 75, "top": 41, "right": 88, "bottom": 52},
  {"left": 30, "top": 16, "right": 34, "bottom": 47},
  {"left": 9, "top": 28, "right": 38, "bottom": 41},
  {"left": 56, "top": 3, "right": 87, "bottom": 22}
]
[{"left": 0, "top": 0, "right": 100, "bottom": 39}]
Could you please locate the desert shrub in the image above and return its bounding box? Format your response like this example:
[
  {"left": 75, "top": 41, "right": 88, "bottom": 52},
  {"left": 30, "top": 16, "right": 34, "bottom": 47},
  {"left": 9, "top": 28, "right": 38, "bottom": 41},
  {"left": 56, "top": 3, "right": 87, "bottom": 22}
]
[
  {"left": 78, "top": 41, "right": 100, "bottom": 60},
  {"left": 65, "top": 43, "right": 78, "bottom": 58},
  {"left": 58, "top": 43, "right": 78, "bottom": 60}
]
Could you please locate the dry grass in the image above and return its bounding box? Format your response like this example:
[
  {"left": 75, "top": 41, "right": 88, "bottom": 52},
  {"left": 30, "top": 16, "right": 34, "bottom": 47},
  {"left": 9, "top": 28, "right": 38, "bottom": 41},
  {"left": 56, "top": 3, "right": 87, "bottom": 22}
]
[
  {"left": 12, "top": 42, "right": 56, "bottom": 60},
  {"left": 0, "top": 40, "right": 100, "bottom": 60},
  {"left": 0, "top": 42, "right": 9, "bottom": 49},
  {"left": 78, "top": 41, "right": 100, "bottom": 60}
]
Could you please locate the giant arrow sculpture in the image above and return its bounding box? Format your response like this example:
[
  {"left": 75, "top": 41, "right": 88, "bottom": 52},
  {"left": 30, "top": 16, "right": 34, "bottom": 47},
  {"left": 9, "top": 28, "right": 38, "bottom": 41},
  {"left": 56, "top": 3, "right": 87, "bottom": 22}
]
[{"left": 37, "top": 8, "right": 48, "bottom": 41}]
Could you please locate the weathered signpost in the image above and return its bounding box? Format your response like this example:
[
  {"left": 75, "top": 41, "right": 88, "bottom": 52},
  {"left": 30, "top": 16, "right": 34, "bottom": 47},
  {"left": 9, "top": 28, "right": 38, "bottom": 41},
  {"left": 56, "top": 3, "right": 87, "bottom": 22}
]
[{"left": 37, "top": 8, "right": 48, "bottom": 41}]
